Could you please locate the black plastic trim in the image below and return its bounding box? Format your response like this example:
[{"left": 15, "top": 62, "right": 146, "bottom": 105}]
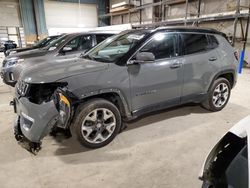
[
  {"left": 208, "top": 69, "right": 236, "bottom": 91},
  {"left": 132, "top": 97, "right": 180, "bottom": 118}
]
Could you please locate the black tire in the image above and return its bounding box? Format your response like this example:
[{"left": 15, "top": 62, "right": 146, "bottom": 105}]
[
  {"left": 201, "top": 78, "right": 231, "bottom": 112},
  {"left": 73, "top": 98, "right": 121, "bottom": 149}
]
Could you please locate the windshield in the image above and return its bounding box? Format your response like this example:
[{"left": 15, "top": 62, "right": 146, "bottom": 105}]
[
  {"left": 34, "top": 36, "right": 58, "bottom": 48},
  {"left": 84, "top": 31, "right": 148, "bottom": 63},
  {"left": 43, "top": 35, "right": 67, "bottom": 51}
]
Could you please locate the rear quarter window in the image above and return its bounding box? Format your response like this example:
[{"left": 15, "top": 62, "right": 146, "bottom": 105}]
[{"left": 207, "top": 35, "right": 219, "bottom": 49}]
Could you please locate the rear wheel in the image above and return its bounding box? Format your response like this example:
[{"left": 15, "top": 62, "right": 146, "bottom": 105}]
[
  {"left": 201, "top": 78, "right": 231, "bottom": 112},
  {"left": 74, "top": 99, "right": 121, "bottom": 149}
]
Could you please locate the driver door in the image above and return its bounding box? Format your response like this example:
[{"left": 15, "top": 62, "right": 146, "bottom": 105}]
[{"left": 128, "top": 33, "right": 184, "bottom": 113}]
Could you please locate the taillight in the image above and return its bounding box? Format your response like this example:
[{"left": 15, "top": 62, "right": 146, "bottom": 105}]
[{"left": 234, "top": 51, "right": 239, "bottom": 61}]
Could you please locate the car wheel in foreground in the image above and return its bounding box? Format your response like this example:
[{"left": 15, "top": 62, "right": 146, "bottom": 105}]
[
  {"left": 74, "top": 99, "right": 121, "bottom": 149},
  {"left": 201, "top": 77, "right": 231, "bottom": 112}
]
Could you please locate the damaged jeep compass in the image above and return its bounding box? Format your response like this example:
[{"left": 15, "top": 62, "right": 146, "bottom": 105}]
[{"left": 13, "top": 27, "right": 238, "bottom": 153}]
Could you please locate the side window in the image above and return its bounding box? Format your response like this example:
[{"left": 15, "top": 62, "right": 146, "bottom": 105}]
[
  {"left": 207, "top": 35, "right": 219, "bottom": 49},
  {"left": 79, "top": 35, "right": 93, "bottom": 50},
  {"left": 139, "top": 33, "right": 178, "bottom": 60},
  {"left": 182, "top": 34, "right": 209, "bottom": 55},
  {"left": 64, "top": 36, "right": 82, "bottom": 51},
  {"left": 96, "top": 34, "right": 112, "bottom": 43}
]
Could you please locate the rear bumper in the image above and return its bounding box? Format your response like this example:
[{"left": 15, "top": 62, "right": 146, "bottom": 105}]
[{"left": 14, "top": 97, "right": 59, "bottom": 143}]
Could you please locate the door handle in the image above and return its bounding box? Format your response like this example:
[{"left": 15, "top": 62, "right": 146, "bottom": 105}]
[
  {"left": 209, "top": 57, "right": 217, "bottom": 61},
  {"left": 170, "top": 62, "right": 181, "bottom": 69}
]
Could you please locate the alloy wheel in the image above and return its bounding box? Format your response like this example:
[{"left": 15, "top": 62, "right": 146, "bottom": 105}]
[
  {"left": 81, "top": 108, "right": 116, "bottom": 144},
  {"left": 212, "top": 83, "right": 229, "bottom": 108}
]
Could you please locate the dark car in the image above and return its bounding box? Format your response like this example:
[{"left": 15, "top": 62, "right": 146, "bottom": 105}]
[
  {"left": 3, "top": 40, "right": 17, "bottom": 56},
  {"left": 5, "top": 35, "right": 60, "bottom": 56},
  {"left": 1, "top": 31, "right": 119, "bottom": 86}
]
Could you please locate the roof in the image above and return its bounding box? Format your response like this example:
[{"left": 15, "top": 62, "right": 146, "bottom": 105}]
[
  {"left": 155, "top": 26, "right": 225, "bottom": 35},
  {"left": 87, "top": 30, "right": 122, "bottom": 34},
  {"left": 117, "top": 26, "right": 225, "bottom": 36},
  {"left": 61, "top": 30, "right": 121, "bottom": 37},
  {"left": 58, "top": 26, "right": 226, "bottom": 39}
]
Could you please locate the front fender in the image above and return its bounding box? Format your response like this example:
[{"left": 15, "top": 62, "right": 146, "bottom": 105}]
[
  {"left": 79, "top": 88, "right": 132, "bottom": 119},
  {"left": 55, "top": 87, "right": 133, "bottom": 129}
]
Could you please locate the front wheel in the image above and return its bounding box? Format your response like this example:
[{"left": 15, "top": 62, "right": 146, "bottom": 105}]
[
  {"left": 201, "top": 78, "right": 231, "bottom": 112},
  {"left": 73, "top": 99, "right": 121, "bottom": 149}
]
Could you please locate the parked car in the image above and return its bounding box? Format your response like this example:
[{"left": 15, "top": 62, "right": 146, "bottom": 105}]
[
  {"left": 199, "top": 115, "right": 250, "bottom": 188},
  {"left": 4, "top": 35, "right": 60, "bottom": 57},
  {"left": 3, "top": 40, "right": 17, "bottom": 55},
  {"left": 1, "top": 31, "right": 118, "bottom": 86},
  {"left": 12, "top": 27, "right": 238, "bottom": 153}
]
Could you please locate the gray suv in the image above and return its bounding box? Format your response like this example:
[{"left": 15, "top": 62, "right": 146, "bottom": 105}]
[
  {"left": 12, "top": 27, "right": 238, "bottom": 153},
  {"left": 1, "top": 31, "right": 117, "bottom": 86}
]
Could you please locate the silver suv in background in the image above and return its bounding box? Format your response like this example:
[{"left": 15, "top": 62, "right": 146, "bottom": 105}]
[
  {"left": 1, "top": 31, "right": 118, "bottom": 86},
  {"left": 12, "top": 27, "right": 238, "bottom": 153}
]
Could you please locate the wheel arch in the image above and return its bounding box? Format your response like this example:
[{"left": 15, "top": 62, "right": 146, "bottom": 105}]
[
  {"left": 208, "top": 69, "right": 236, "bottom": 92},
  {"left": 75, "top": 89, "right": 132, "bottom": 120}
]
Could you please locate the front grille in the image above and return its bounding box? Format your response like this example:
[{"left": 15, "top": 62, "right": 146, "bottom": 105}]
[{"left": 16, "top": 80, "right": 29, "bottom": 96}]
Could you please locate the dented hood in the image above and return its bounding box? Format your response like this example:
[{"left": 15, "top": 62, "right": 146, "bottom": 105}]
[{"left": 21, "top": 57, "right": 109, "bottom": 83}]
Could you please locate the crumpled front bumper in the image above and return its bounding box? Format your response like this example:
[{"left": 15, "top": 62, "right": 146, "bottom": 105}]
[{"left": 13, "top": 96, "right": 59, "bottom": 143}]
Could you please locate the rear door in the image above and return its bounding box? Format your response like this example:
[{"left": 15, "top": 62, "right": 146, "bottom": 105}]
[{"left": 180, "top": 33, "right": 220, "bottom": 102}]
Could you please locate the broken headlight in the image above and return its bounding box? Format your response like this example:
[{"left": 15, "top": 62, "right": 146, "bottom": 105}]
[
  {"left": 55, "top": 92, "right": 71, "bottom": 128},
  {"left": 24, "top": 82, "right": 68, "bottom": 104}
]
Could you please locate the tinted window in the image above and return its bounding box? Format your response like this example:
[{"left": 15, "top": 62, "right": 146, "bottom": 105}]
[
  {"left": 182, "top": 34, "right": 209, "bottom": 55},
  {"left": 96, "top": 34, "right": 112, "bottom": 43},
  {"left": 139, "top": 33, "right": 178, "bottom": 60},
  {"left": 64, "top": 35, "right": 92, "bottom": 51},
  {"left": 64, "top": 36, "right": 82, "bottom": 51},
  {"left": 45, "top": 35, "right": 67, "bottom": 51},
  {"left": 208, "top": 35, "right": 219, "bottom": 49},
  {"left": 79, "top": 35, "right": 93, "bottom": 50},
  {"left": 35, "top": 36, "right": 58, "bottom": 48}
]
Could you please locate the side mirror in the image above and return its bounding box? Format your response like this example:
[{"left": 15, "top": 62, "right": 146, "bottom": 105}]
[
  {"left": 129, "top": 52, "right": 155, "bottom": 64},
  {"left": 62, "top": 46, "right": 72, "bottom": 53}
]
